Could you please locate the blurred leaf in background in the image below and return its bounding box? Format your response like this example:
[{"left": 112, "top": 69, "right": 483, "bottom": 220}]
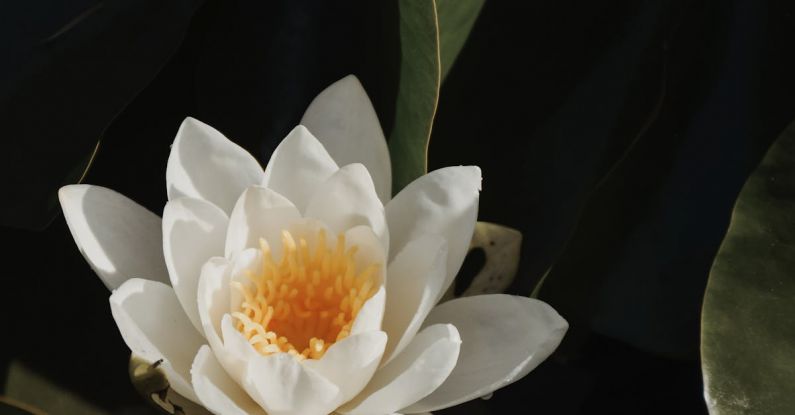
[
  {"left": 0, "top": 0, "right": 204, "bottom": 230},
  {"left": 701, "top": 120, "right": 795, "bottom": 415}
]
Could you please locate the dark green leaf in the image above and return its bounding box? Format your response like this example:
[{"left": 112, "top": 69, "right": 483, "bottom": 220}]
[
  {"left": 389, "top": 0, "right": 483, "bottom": 193},
  {"left": 388, "top": 0, "right": 441, "bottom": 192},
  {"left": 436, "top": 0, "right": 485, "bottom": 80},
  {"left": 701, "top": 120, "right": 795, "bottom": 414}
]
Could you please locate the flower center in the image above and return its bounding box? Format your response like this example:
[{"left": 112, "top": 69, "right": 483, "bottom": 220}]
[{"left": 231, "top": 228, "right": 379, "bottom": 360}]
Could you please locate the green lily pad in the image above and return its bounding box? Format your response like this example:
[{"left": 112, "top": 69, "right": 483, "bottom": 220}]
[
  {"left": 701, "top": 120, "right": 795, "bottom": 414},
  {"left": 389, "top": 0, "right": 483, "bottom": 192}
]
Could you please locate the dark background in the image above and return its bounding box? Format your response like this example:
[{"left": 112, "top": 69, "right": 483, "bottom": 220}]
[{"left": 2, "top": 0, "right": 795, "bottom": 414}]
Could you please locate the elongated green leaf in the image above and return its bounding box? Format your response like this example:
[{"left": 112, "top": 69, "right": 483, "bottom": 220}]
[
  {"left": 389, "top": 0, "right": 484, "bottom": 193},
  {"left": 388, "top": 0, "right": 441, "bottom": 192},
  {"left": 436, "top": 0, "right": 485, "bottom": 80},
  {"left": 701, "top": 120, "right": 795, "bottom": 414}
]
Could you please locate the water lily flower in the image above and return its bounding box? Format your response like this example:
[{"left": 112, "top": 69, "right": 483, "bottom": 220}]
[{"left": 59, "top": 75, "right": 568, "bottom": 415}]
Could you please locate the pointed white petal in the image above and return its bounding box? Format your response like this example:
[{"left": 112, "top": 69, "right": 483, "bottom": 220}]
[
  {"left": 339, "top": 324, "right": 460, "bottom": 415},
  {"left": 303, "top": 331, "right": 387, "bottom": 405},
  {"left": 305, "top": 163, "right": 389, "bottom": 252},
  {"left": 385, "top": 166, "right": 481, "bottom": 301},
  {"left": 241, "top": 353, "right": 340, "bottom": 415},
  {"left": 59, "top": 185, "right": 168, "bottom": 289},
  {"left": 382, "top": 235, "right": 448, "bottom": 363},
  {"left": 262, "top": 125, "right": 338, "bottom": 211},
  {"left": 109, "top": 278, "right": 204, "bottom": 403},
  {"left": 225, "top": 186, "right": 300, "bottom": 258},
  {"left": 191, "top": 345, "right": 266, "bottom": 415},
  {"left": 403, "top": 295, "right": 568, "bottom": 413},
  {"left": 163, "top": 198, "right": 229, "bottom": 333},
  {"left": 166, "top": 117, "right": 264, "bottom": 213},
  {"left": 300, "top": 75, "right": 391, "bottom": 203}
]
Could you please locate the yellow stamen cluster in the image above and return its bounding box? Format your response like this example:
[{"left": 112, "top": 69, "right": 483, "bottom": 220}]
[{"left": 232, "top": 229, "right": 379, "bottom": 360}]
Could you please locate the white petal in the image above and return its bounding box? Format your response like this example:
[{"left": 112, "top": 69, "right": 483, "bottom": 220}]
[
  {"left": 109, "top": 278, "right": 204, "bottom": 403},
  {"left": 403, "top": 295, "right": 568, "bottom": 413},
  {"left": 59, "top": 185, "right": 168, "bottom": 289},
  {"left": 221, "top": 314, "right": 260, "bottom": 362},
  {"left": 382, "top": 235, "right": 448, "bottom": 364},
  {"left": 225, "top": 186, "right": 300, "bottom": 258},
  {"left": 344, "top": 225, "right": 387, "bottom": 287},
  {"left": 227, "top": 248, "right": 263, "bottom": 314},
  {"left": 163, "top": 198, "right": 229, "bottom": 333},
  {"left": 191, "top": 345, "right": 266, "bottom": 415},
  {"left": 305, "top": 163, "right": 389, "bottom": 252},
  {"left": 262, "top": 125, "right": 338, "bottom": 211},
  {"left": 211, "top": 250, "right": 268, "bottom": 380},
  {"left": 385, "top": 166, "right": 481, "bottom": 302},
  {"left": 344, "top": 225, "right": 388, "bottom": 336},
  {"left": 351, "top": 285, "right": 386, "bottom": 335},
  {"left": 166, "top": 117, "right": 264, "bottom": 213},
  {"left": 339, "top": 324, "right": 461, "bottom": 415},
  {"left": 241, "top": 353, "right": 340, "bottom": 415},
  {"left": 196, "top": 258, "right": 251, "bottom": 380},
  {"left": 197, "top": 257, "right": 230, "bottom": 348},
  {"left": 300, "top": 75, "right": 392, "bottom": 203},
  {"left": 303, "top": 331, "right": 387, "bottom": 405}
]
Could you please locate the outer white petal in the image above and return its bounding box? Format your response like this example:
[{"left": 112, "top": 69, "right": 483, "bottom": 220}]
[
  {"left": 403, "top": 295, "right": 568, "bottom": 413},
  {"left": 241, "top": 353, "right": 340, "bottom": 415},
  {"left": 381, "top": 235, "right": 448, "bottom": 364},
  {"left": 163, "top": 198, "right": 229, "bottom": 333},
  {"left": 225, "top": 186, "right": 300, "bottom": 258},
  {"left": 109, "top": 278, "right": 204, "bottom": 403},
  {"left": 303, "top": 331, "right": 387, "bottom": 405},
  {"left": 59, "top": 185, "right": 168, "bottom": 289},
  {"left": 166, "top": 117, "right": 264, "bottom": 213},
  {"left": 339, "top": 324, "right": 461, "bottom": 415},
  {"left": 385, "top": 166, "right": 481, "bottom": 302},
  {"left": 300, "top": 75, "right": 392, "bottom": 203},
  {"left": 191, "top": 345, "right": 266, "bottom": 415},
  {"left": 305, "top": 163, "right": 389, "bottom": 252},
  {"left": 262, "top": 125, "right": 338, "bottom": 211}
]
